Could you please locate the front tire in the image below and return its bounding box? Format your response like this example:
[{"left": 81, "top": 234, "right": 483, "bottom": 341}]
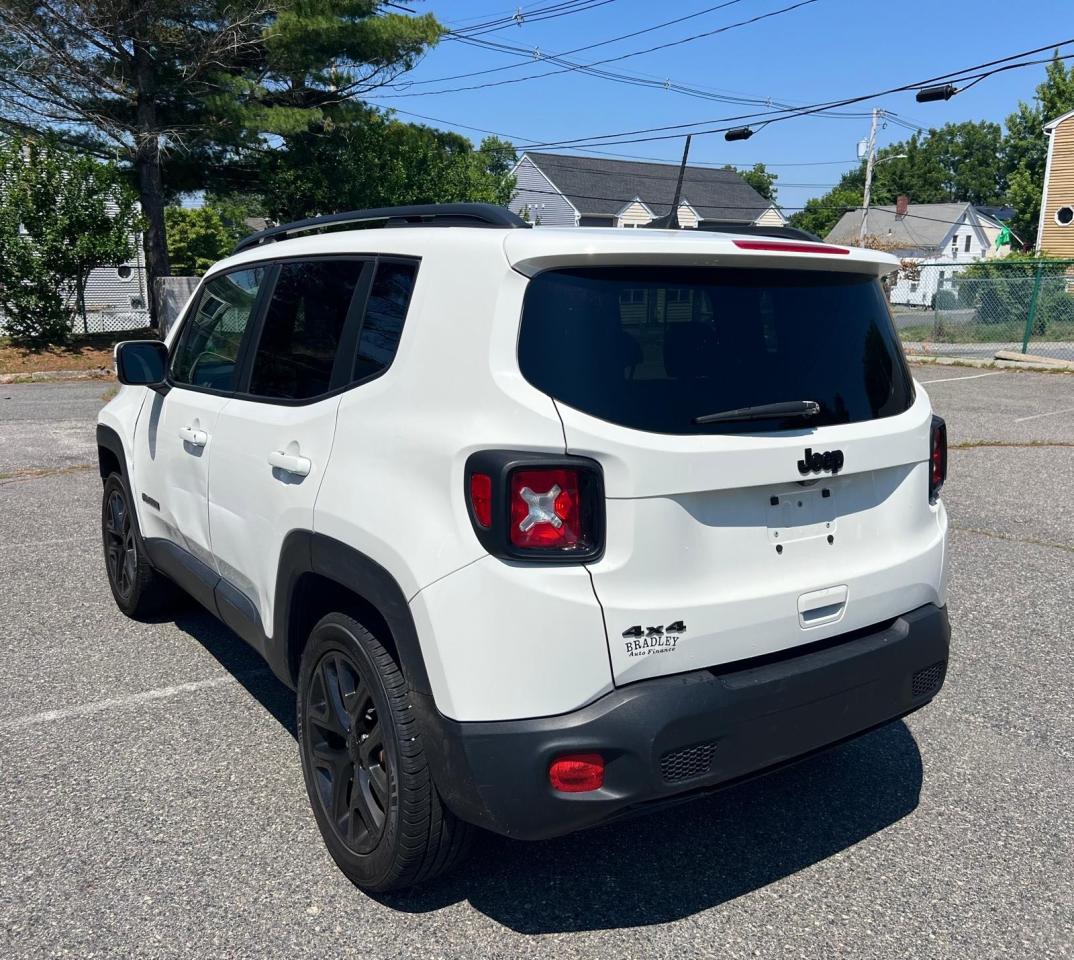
[
  {"left": 297, "top": 612, "right": 471, "bottom": 892},
  {"left": 101, "top": 472, "right": 174, "bottom": 619}
]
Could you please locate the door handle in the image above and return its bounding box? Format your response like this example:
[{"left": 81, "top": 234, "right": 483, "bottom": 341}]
[
  {"left": 268, "top": 450, "right": 312, "bottom": 477},
  {"left": 178, "top": 426, "right": 208, "bottom": 447}
]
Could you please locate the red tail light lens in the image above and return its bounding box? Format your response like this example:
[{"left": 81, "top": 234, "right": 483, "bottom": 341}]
[
  {"left": 510, "top": 467, "right": 583, "bottom": 549},
  {"left": 549, "top": 753, "right": 604, "bottom": 793},
  {"left": 469, "top": 473, "right": 493, "bottom": 528},
  {"left": 929, "top": 415, "right": 947, "bottom": 503},
  {"left": 464, "top": 452, "right": 604, "bottom": 562}
]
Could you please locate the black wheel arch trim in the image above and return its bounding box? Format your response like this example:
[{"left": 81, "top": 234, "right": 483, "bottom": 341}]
[
  {"left": 96, "top": 424, "right": 129, "bottom": 481},
  {"left": 272, "top": 531, "right": 432, "bottom": 696}
]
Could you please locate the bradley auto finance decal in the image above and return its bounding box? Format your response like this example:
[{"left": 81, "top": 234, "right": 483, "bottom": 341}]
[{"left": 622, "top": 621, "right": 686, "bottom": 658}]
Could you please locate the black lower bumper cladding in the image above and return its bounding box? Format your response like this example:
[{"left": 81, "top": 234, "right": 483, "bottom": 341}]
[{"left": 416, "top": 603, "right": 950, "bottom": 840}]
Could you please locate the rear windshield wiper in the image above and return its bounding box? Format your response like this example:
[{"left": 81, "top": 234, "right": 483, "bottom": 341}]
[{"left": 693, "top": 400, "right": 821, "bottom": 425}]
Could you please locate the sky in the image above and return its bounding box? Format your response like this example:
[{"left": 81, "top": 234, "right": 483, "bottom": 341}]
[{"left": 364, "top": 0, "right": 1074, "bottom": 215}]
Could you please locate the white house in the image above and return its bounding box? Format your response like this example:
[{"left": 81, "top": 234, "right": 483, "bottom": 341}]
[
  {"left": 509, "top": 151, "right": 786, "bottom": 229},
  {"left": 826, "top": 199, "right": 1014, "bottom": 307}
]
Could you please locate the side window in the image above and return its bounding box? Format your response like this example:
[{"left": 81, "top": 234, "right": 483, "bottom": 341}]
[
  {"left": 248, "top": 260, "right": 365, "bottom": 400},
  {"left": 354, "top": 260, "right": 417, "bottom": 382},
  {"left": 171, "top": 268, "right": 265, "bottom": 391}
]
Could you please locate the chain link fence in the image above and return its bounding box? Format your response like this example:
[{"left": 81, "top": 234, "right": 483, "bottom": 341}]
[
  {"left": 0, "top": 264, "right": 153, "bottom": 339},
  {"left": 892, "top": 259, "right": 1074, "bottom": 363}
]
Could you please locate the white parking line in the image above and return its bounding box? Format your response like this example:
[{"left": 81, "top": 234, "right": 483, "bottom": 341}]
[
  {"left": 919, "top": 372, "right": 1004, "bottom": 384},
  {"left": 0, "top": 671, "right": 270, "bottom": 732},
  {"left": 1014, "top": 406, "right": 1074, "bottom": 423}
]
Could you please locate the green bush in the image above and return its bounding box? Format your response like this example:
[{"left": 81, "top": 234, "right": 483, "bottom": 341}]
[
  {"left": 933, "top": 289, "right": 958, "bottom": 310},
  {"left": 0, "top": 137, "right": 139, "bottom": 347}
]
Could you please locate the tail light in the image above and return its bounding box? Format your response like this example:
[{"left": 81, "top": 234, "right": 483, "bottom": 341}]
[
  {"left": 929, "top": 415, "right": 947, "bottom": 503},
  {"left": 465, "top": 452, "right": 604, "bottom": 562}
]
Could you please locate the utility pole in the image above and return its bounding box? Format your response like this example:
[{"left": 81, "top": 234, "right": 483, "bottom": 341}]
[{"left": 859, "top": 107, "right": 881, "bottom": 242}]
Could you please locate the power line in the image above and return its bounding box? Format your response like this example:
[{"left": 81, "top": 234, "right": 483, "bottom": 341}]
[
  {"left": 401, "top": 1, "right": 752, "bottom": 87},
  {"left": 387, "top": 106, "right": 860, "bottom": 168},
  {"left": 506, "top": 183, "right": 1007, "bottom": 229},
  {"left": 516, "top": 42, "right": 1074, "bottom": 150},
  {"left": 372, "top": 0, "right": 822, "bottom": 100},
  {"left": 453, "top": 0, "right": 619, "bottom": 38}
]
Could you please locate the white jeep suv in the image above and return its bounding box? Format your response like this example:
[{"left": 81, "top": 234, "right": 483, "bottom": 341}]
[{"left": 98, "top": 204, "right": 950, "bottom": 892}]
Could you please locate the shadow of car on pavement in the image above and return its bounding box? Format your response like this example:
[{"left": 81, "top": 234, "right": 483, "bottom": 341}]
[{"left": 175, "top": 606, "right": 924, "bottom": 934}]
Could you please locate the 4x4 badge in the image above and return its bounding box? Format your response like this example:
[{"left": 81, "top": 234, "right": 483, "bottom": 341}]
[{"left": 797, "top": 447, "right": 844, "bottom": 475}]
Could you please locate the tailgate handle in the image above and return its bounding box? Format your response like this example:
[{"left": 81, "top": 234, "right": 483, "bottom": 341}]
[{"left": 798, "top": 585, "right": 848, "bottom": 629}]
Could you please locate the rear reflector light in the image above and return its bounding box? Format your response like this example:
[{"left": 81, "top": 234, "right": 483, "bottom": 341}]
[
  {"left": 549, "top": 753, "right": 604, "bottom": 793},
  {"left": 510, "top": 467, "right": 583, "bottom": 549},
  {"left": 732, "top": 239, "right": 850, "bottom": 255},
  {"left": 469, "top": 473, "right": 492, "bottom": 528},
  {"left": 929, "top": 415, "right": 947, "bottom": 503}
]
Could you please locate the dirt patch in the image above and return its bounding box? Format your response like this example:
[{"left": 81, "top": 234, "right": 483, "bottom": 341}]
[{"left": 0, "top": 328, "right": 156, "bottom": 375}]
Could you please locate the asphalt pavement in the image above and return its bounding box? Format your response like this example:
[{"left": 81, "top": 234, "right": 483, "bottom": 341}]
[{"left": 1, "top": 370, "right": 1072, "bottom": 959}]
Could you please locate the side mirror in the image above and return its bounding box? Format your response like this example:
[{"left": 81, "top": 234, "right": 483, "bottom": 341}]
[{"left": 115, "top": 340, "right": 169, "bottom": 389}]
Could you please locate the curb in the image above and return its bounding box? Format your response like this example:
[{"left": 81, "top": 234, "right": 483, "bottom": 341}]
[
  {"left": 905, "top": 354, "right": 1074, "bottom": 373},
  {"left": 0, "top": 368, "right": 113, "bottom": 385}
]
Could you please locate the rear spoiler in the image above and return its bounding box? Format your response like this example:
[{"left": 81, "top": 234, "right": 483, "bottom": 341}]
[{"left": 695, "top": 223, "right": 824, "bottom": 243}]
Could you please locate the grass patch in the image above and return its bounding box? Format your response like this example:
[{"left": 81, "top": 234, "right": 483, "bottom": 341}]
[
  {"left": 899, "top": 320, "right": 1074, "bottom": 343},
  {"left": 0, "top": 327, "right": 156, "bottom": 375},
  {"left": 0, "top": 463, "right": 94, "bottom": 484},
  {"left": 950, "top": 439, "right": 1074, "bottom": 449}
]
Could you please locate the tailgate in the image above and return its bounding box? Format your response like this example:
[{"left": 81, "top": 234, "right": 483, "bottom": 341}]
[
  {"left": 514, "top": 259, "right": 947, "bottom": 685},
  {"left": 567, "top": 393, "right": 947, "bottom": 684}
]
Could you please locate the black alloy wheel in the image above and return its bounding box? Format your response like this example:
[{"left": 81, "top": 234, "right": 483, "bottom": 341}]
[
  {"left": 304, "top": 648, "right": 390, "bottom": 855},
  {"left": 296, "top": 613, "right": 473, "bottom": 891},
  {"left": 104, "top": 485, "right": 137, "bottom": 601}
]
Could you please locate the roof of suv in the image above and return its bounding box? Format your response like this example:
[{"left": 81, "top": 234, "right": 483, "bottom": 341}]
[{"left": 214, "top": 224, "right": 898, "bottom": 280}]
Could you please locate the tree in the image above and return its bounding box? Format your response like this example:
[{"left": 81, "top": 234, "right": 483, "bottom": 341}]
[
  {"left": 165, "top": 207, "right": 234, "bottom": 275},
  {"left": 0, "top": 2, "right": 443, "bottom": 320},
  {"left": 1003, "top": 56, "right": 1074, "bottom": 242},
  {"left": 790, "top": 121, "right": 1005, "bottom": 239},
  {"left": 789, "top": 186, "right": 863, "bottom": 238},
  {"left": 261, "top": 107, "right": 516, "bottom": 221},
  {"left": 791, "top": 57, "right": 1074, "bottom": 245},
  {"left": 0, "top": 137, "right": 139, "bottom": 346},
  {"left": 724, "top": 163, "right": 778, "bottom": 203},
  {"left": 204, "top": 192, "right": 271, "bottom": 244}
]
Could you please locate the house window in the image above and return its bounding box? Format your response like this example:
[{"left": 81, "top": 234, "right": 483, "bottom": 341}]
[
  {"left": 951, "top": 236, "right": 958, "bottom": 257},
  {"left": 910, "top": 282, "right": 919, "bottom": 293},
  {"left": 938, "top": 270, "right": 945, "bottom": 284},
  {"left": 117, "top": 265, "right": 133, "bottom": 280},
  {"left": 964, "top": 235, "right": 972, "bottom": 253},
  {"left": 1056, "top": 206, "right": 1074, "bottom": 226}
]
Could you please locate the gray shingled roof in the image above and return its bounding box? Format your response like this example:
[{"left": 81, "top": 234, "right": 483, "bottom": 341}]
[
  {"left": 523, "top": 151, "right": 773, "bottom": 222},
  {"left": 825, "top": 202, "right": 980, "bottom": 252}
]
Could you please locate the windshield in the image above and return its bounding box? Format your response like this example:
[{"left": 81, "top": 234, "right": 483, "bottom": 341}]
[{"left": 518, "top": 266, "right": 914, "bottom": 436}]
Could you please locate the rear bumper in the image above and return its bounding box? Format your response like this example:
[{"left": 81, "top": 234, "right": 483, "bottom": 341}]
[{"left": 416, "top": 603, "right": 950, "bottom": 840}]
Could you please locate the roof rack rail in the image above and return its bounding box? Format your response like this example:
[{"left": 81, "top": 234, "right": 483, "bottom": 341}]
[
  {"left": 233, "top": 203, "right": 530, "bottom": 255},
  {"left": 695, "top": 223, "right": 824, "bottom": 243}
]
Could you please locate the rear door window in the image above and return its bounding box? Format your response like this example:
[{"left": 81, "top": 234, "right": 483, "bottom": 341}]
[
  {"left": 248, "top": 259, "right": 365, "bottom": 401},
  {"left": 353, "top": 260, "right": 417, "bottom": 382},
  {"left": 518, "top": 266, "right": 914, "bottom": 435}
]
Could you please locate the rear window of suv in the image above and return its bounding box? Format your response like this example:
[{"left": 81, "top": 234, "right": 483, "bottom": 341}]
[{"left": 518, "top": 266, "right": 914, "bottom": 435}]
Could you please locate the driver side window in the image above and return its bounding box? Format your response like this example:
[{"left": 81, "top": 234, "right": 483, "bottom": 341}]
[{"left": 171, "top": 267, "right": 266, "bottom": 391}]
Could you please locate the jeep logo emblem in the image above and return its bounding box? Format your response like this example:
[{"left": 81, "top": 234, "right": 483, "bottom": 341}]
[{"left": 797, "top": 447, "right": 844, "bottom": 475}]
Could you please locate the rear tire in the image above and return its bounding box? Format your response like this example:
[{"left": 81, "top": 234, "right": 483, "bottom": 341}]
[
  {"left": 101, "top": 472, "right": 176, "bottom": 619},
  {"left": 297, "top": 612, "right": 472, "bottom": 892}
]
